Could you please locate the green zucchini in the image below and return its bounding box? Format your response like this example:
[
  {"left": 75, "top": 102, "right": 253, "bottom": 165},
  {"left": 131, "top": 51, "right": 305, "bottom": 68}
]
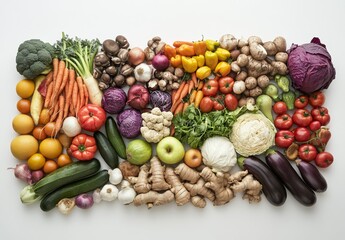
[
  {"left": 94, "top": 131, "right": 119, "bottom": 169},
  {"left": 40, "top": 170, "right": 109, "bottom": 211},
  {"left": 105, "top": 116, "right": 127, "bottom": 159},
  {"left": 33, "top": 159, "right": 101, "bottom": 195}
]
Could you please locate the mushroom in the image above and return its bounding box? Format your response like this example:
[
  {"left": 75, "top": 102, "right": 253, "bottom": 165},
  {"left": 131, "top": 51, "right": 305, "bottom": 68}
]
[
  {"left": 114, "top": 74, "right": 125, "bottom": 87},
  {"left": 102, "top": 39, "right": 120, "bottom": 56},
  {"left": 105, "top": 66, "right": 117, "bottom": 76},
  {"left": 147, "top": 79, "right": 159, "bottom": 91},
  {"left": 94, "top": 52, "right": 110, "bottom": 68},
  {"left": 116, "top": 35, "right": 129, "bottom": 49}
]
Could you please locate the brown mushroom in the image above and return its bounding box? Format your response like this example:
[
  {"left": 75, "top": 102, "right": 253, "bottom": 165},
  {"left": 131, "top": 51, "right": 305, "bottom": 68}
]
[
  {"left": 116, "top": 35, "right": 129, "bottom": 49},
  {"left": 94, "top": 52, "right": 110, "bottom": 68},
  {"left": 102, "top": 39, "right": 120, "bottom": 56}
]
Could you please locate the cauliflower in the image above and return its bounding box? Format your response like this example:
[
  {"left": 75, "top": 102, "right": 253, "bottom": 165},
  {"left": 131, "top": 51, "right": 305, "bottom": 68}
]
[{"left": 16, "top": 39, "right": 55, "bottom": 79}]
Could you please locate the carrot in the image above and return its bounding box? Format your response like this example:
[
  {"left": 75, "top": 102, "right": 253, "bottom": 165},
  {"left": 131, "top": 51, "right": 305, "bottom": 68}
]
[
  {"left": 188, "top": 80, "right": 194, "bottom": 94},
  {"left": 64, "top": 69, "right": 75, "bottom": 117},
  {"left": 189, "top": 90, "right": 197, "bottom": 104},
  {"left": 57, "top": 67, "right": 69, "bottom": 95},
  {"left": 172, "top": 81, "right": 186, "bottom": 104},
  {"left": 173, "top": 41, "right": 193, "bottom": 48},
  {"left": 182, "top": 102, "right": 189, "bottom": 112},
  {"left": 194, "top": 91, "right": 204, "bottom": 108},
  {"left": 171, "top": 89, "right": 177, "bottom": 102},
  {"left": 49, "top": 101, "right": 59, "bottom": 122},
  {"left": 52, "top": 58, "right": 59, "bottom": 82},
  {"left": 44, "top": 81, "right": 54, "bottom": 108},
  {"left": 76, "top": 76, "right": 85, "bottom": 108},
  {"left": 174, "top": 102, "right": 184, "bottom": 115},
  {"left": 197, "top": 81, "right": 204, "bottom": 90},
  {"left": 76, "top": 96, "right": 81, "bottom": 114},
  {"left": 191, "top": 72, "right": 197, "bottom": 86},
  {"left": 71, "top": 81, "right": 79, "bottom": 115},
  {"left": 170, "top": 99, "right": 181, "bottom": 113},
  {"left": 178, "top": 81, "right": 190, "bottom": 101},
  {"left": 54, "top": 95, "right": 65, "bottom": 135},
  {"left": 170, "top": 124, "right": 175, "bottom": 136},
  {"left": 83, "top": 84, "right": 89, "bottom": 106},
  {"left": 44, "top": 71, "right": 54, "bottom": 88}
]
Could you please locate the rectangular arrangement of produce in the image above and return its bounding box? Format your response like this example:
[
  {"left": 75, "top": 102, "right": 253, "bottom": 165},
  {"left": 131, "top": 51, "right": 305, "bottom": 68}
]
[{"left": 11, "top": 34, "right": 336, "bottom": 214}]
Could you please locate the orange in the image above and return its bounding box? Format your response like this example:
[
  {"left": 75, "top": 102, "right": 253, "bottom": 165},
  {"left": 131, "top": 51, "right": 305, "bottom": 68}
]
[
  {"left": 12, "top": 114, "right": 34, "bottom": 134},
  {"left": 10, "top": 135, "right": 38, "bottom": 160},
  {"left": 39, "top": 138, "right": 62, "bottom": 159},
  {"left": 16, "top": 79, "right": 35, "bottom": 98}
]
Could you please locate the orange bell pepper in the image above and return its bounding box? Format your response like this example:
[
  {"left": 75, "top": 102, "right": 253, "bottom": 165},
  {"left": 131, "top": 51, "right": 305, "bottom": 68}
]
[
  {"left": 193, "top": 41, "right": 207, "bottom": 56},
  {"left": 173, "top": 41, "right": 194, "bottom": 48},
  {"left": 177, "top": 44, "right": 195, "bottom": 57},
  {"left": 170, "top": 54, "right": 182, "bottom": 68},
  {"left": 164, "top": 44, "right": 176, "bottom": 60}
]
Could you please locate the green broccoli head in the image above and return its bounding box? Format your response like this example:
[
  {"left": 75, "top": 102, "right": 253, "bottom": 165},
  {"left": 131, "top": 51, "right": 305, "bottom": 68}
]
[{"left": 16, "top": 39, "right": 55, "bottom": 79}]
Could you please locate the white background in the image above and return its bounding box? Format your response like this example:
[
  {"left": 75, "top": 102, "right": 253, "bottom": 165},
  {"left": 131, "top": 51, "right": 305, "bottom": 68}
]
[{"left": 1, "top": 0, "right": 345, "bottom": 239}]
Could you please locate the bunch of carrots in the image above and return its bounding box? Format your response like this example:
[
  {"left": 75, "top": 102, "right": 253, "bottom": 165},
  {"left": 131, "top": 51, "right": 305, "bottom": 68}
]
[
  {"left": 42, "top": 58, "right": 89, "bottom": 134},
  {"left": 170, "top": 73, "right": 204, "bottom": 115}
]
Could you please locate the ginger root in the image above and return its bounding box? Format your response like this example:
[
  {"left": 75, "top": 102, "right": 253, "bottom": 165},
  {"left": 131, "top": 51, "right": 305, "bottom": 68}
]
[
  {"left": 191, "top": 196, "right": 206, "bottom": 208},
  {"left": 230, "top": 173, "right": 262, "bottom": 203},
  {"left": 184, "top": 178, "right": 215, "bottom": 202},
  {"left": 119, "top": 161, "right": 140, "bottom": 180},
  {"left": 149, "top": 156, "right": 170, "bottom": 191},
  {"left": 174, "top": 163, "right": 200, "bottom": 184},
  {"left": 165, "top": 167, "right": 190, "bottom": 206},
  {"left": 128, "top": 164, "right": 151, "bottom": 193},
  {"left": 133, "top": 190, "right": 174, "bottom": 209}
]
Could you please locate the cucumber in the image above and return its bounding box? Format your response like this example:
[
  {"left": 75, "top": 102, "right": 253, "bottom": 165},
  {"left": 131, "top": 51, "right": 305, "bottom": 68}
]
[
  {"left": 94, "top": 131, "right": 119, "bottom": 169},
  {"left": 33, "top": 159, "right": 101, "bottom": 195},
  {"left": 40, "top": 170, "right": 109, "bottom": 211},
  {"left": 105, "top": 116, "right": 127, "bottom": 159}
]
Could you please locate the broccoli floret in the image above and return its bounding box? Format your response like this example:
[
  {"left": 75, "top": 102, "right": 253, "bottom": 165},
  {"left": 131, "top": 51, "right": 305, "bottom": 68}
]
[{"left": 16, "top": 39, "right": 55, "bottom": 79}]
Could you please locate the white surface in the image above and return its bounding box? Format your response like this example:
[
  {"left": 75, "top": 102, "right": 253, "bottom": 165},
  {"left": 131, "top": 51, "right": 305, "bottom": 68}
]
[{"left": 1, "top": 0, "right": 345, "bottom": 239}]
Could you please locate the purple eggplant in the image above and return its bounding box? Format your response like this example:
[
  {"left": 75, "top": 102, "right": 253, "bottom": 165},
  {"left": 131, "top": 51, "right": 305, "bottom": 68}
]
[
  {"left": 265, "top": 150, "right": 316, "bottom": 207},
  {"left": 240, "top": 156, "right": 287, "bottom": 206},
  {"left": 296, "top": 160, "right": 327, "bottom": 192}
]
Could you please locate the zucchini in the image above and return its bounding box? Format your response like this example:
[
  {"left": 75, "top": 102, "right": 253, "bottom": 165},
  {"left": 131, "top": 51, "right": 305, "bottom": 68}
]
[
  {"left": 33, "top": 159, "right": 101, "bottom": 195},
  {"left": 105, "top": 116, "right": 127, "bottom": 159},
  {"left": 40, "top": 170, "right": 109, "bottom": 211},
  {"left": 94, "top": 131, "right": 119, "bottom": 169}
]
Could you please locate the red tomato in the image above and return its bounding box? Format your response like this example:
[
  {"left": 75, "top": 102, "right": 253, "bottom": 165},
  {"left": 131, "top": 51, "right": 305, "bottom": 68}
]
[
  {"left": 298, "top": 144, "right": 317, "bottom": 162},
  {"left": 69, "top": 133, "right": 97, "bottom": 161},
  {"left": 311, "top": 107, "right": 330, "bottom": 126},
  {"left": 309, "top": 121, "right": 321, "bottom": 131},
  {"left": 275, "top": 130, "right": 295, "bottom": 148},
  {"left": 218, "top": 76, "right": 234, "bottom": 94},
  {"left": 294, "top": 127, "right": 311, "bottom": 142},
  {"left": 273, "top": 101, "right": 288, "bottom": 115},
  {"left": 294, "top": 95, "right": 309, "bottom": 109},
  {"left": 224, "top": 94, "right": 238, "bottom": 111},
  {"left": 202, "top": 79, "right": 219, "bottom": 96},
  {"left": 309, "top": 91, "right": 325, "bottom": 107},
  {"left": 315, "top": 152, "right": 334, "bottom": 168},
  {"left": 213, "top": 100, "right": 224, "bottom": 111},
  {"left": 77, "top": 104, "right": 106, "bottom": 132},
  {"left": 199, "top": 97, "right": 213, "bottom": 113},
  {"left": 292, "top": 109, "right": 313, "bottom": 127},
  {"left": 274, "top": 113, "right": 293, "bottom": 130}
]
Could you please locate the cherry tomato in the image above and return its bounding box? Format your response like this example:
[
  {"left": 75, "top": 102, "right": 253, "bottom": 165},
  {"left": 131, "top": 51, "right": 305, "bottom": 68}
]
[
  {"left": 294, "top": 95, "right": 309, "bottom": 109},
  {"left": 315, "top": 152, "right": 334, "bottom": 168},
  {"left": 294, "top": 127, "right": 311, "bottom": 142},
  {"left": 202, "top": 79, "right": 219, "bottom": 96},
  {"left": 311, "top": 107, "right": 330, "bottom": 126},
  {"left": 77, "top": 104, "right": 106, "bottom": 132},
  {"left": 273, "top": 101, "right": 288, "bottom": 115},
  {"left": 57, "top": 154, "right": 73, "bottom": 167},
  {"left": 43, "top": 160, "right": 59, "bottom": 174},
  {"left": 309, "top": 91, "right": 325, "bottom": 107},
  {"left": 213, "top": 100, "right": 224, "bottom": 111},
  {"left": 309, "top": 121, "right": 321, "bottom": 131},
  {"left": 274, "top": 113, "right": 293, "bottom": 130},
  {"left": 199, "top": 97, "right": 213, "bottom": 113},
  {"left": 292, "top": 109, "right": 313, "bottom": 127},
  {"left": 275, "top": 130, "right": 294, "bottom": 148},
  {"left": 224, "top": 94, "right": 238, "bottom": 111},
  {"left": 298, "top": 144, "right": 317, "bottom": 162},
  {"left": 218, "top": 76, "right": 234, "bottom": 94}
]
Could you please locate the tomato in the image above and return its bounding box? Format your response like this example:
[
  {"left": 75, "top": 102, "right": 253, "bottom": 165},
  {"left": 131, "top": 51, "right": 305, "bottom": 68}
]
[
  {"left": 315, "top": 152, "right": 334, "bottom": 168},
  {"left": 17, "top": 99, "right": 31, "bottom": 114},
  {"left": 43, "top": 160, "right": 59, "bottom": 174},
  {"left": 69, "top": 133, "right": 97, "bottom": 161},
  {"left": 57, "top": 154, "right": 73, "bottom": 167},
  {"left": 274, "top": 113, "right": 293, "bottom": 130},
  {"left": 213, "top": 100, "right": 224, "bottom": 111},
  {"left": 311, "top": 107, "right": 330, "bottom": 126},
  {"left": 27, "top": 153, "right": 46, "bottom": 170},
  {"left": 275, "top": 130, "right": 294, "bottom": 148},
  {"left": 309, "top": 121, "right": 321, "bottom": 131},
  {"left": 199, "top": 97, "right": 214, "bottom": 113},
  {"left": 218, "top": 76, "right": 234, "bottom": 94},
  {"left": 202, "top": 79, "right": 218, "bottom": 96},
  {"left": 294, "top": 95, "right": 309, "bottom": 109},
  {"left": 310, "top": 127, "right": 332, "bottom": 151},
  {"left": 224, "top": 94, "right": 238, "bottom": 111},
  {"left": 273, "top": 101, "right": 288, "bottom": 115},
  {"left": 77, "top": 104, "right": 106, "bottom": 132},
  {"left": 294, "top": 127, "right": 311, "bottom": 142},
  {"left": 309, "top": 91, "right": 325, "bottom": 107},
  {"left": 292, "top": 109, "right": 313, "bottom": 127},
  {"left": 298, "top": 144, "right": 317, "bottom": 162}
]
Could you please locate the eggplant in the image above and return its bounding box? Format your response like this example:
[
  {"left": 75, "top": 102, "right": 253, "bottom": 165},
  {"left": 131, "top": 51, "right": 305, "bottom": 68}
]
[
  {"left": 296, "top": 160, "right": 327, "bottom": 192},
  {"left": 265, "top": 150, "right": 316, "bottom": 206},
  {"left": 240, "top": 156, "right": 287, "bottom": 206}
]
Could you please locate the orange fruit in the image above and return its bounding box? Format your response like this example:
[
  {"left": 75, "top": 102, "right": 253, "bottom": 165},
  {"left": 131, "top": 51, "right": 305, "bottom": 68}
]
[
  {"left": 16, "top": 79, "right": 35, "bottom": 98},
  {"left": 12, "top": 114, "right": 34, "bottom": 134},
  {"left": 39, "top": 138, "right": 62, "bottom": 159}
]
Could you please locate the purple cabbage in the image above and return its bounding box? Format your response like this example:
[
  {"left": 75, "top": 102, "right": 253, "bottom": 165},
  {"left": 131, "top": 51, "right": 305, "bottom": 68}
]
[
  {"left": 117, "top": 108, "right": 142, "bottom": 138},
  {"left": 287, "top": 37, "right": 336, "bottom": 94},
  {"left": 150, "top": 90, "right": 172, "bottom": 111},
  {"left": 101, "top": 87, "right": 127, "bottom": 114}
]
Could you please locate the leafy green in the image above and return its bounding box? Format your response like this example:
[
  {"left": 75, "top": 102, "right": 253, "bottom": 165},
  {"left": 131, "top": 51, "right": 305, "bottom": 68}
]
[{"left": 173, "top": 105, "right": 247, "bottom": 148}]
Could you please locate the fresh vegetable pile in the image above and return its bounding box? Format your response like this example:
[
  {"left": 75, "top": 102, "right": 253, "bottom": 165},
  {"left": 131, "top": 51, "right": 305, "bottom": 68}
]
[{"left": 10, "top": 33, "right": 336, "bottom": 214}]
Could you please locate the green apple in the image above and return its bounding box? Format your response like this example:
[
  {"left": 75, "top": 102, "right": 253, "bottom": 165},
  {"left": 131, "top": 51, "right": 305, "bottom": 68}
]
[{"left": 156, "top": 136, "right": 185, "bottom": 164}]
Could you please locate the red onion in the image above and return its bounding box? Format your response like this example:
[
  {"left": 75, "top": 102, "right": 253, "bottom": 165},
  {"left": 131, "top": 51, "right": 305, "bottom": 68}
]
[
  {"left": 31, "top": 170, "right": 45, "bottom": 183},
  {"left": 128, "top": 47, "right": 145, "bottom": 66},
  {"left": 152, "top": 53, "right": 169, "bottom": 71},
  {"left": 9, "top": 163, "right": 32, "bottom": 184},
  {"left": 75, "top": 193, "right": 94, "bottom": 209},
  {"left": 127, "top": 84, "right": 150, "bottom": 110}
]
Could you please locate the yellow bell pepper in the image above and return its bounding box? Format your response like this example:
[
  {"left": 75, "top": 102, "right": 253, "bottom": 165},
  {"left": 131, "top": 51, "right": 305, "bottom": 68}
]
[
  {"left": 193, "top": 41, "right": 207, "bottom": 56},
  {"left": 205, "top": 51, "right": 218, "bottom": 70},
  {"left": 182, "top": 56, "right": 198, "bottom": 73},
  {"left": 196, "top": 66, "right": 211, "bottom": 80},
  {"left": 214, "top": 61, "right": 231, "bottom": 77},
  {"left": 192, "top": 55, "right": 205, "bottom": 67},
  {"left": 205, "top": 39, "right": 220, "bottom": 51},
  {"left": 170, "top": 54, "right": 182, "bottom": 68},
  {"left": 215, "top": 48, "right": 231, "bottom": 61}
]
